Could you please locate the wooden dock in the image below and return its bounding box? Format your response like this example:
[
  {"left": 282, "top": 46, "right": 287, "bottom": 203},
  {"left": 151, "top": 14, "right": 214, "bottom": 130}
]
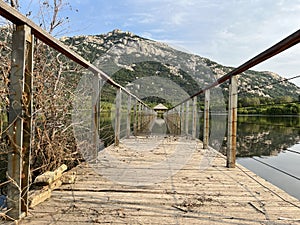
[{"left": 19, "top": 136, "right": 300, "bottom": 224}]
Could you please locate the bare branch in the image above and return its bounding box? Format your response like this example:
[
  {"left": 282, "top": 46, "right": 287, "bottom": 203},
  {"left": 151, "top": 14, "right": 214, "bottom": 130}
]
[{"left": 7, "top": 0, "right": 19, "bottom": 9}]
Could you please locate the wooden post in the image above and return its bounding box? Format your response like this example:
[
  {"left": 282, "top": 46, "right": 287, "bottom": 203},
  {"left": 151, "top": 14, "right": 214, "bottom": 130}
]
[
  {"left": 140, "top": 104, "right": 144, "bottom": 131},
  {"left": 126, "top": 95, "right": 131, "bottom": 138},
  {"left": 192, "top": 96, "right": 197, "bottom": 139},
  {"left": 177, "top": 107, "right": 181, "bottom": 135},
  {"left": 137, "top": 102, "right": 141, "bottom": 132},
  {"left": 180, "top": 104, "right": 184, "bottom": 135},
  {"left": 145, "top": 107, "right": 150, "bottom": 131},
  {"left": 115, "top": 88, "right": 122, "bottom": 146},
  {"left": 203, "top": 90, "right": 210, "bottom": 149},
  {"left": 227, "top": 76, "right": 238, "bottom": 168},
  {"left": 21, "top": 26, "right": 33, "bottom": 216},
  {"left": 143, "top": 107, "right": 147, "bottom": 132},
  {"left": 7, "top": 25, "right": 33, "bottom": 219},
  {"left": 172, "top": 111, "right": 175, "bottom": 134},
  {"left": 133, "top": 99, "right": 137, "bottom": 136},
  {"left": 91, "top": 74, "right": 99, "bottom": 160},
  {"left": 185, "top": 100, "right": 189, "bottom": 135},
  {"left": 98, "top": 78, "right": 102, "bottom": 135},
  {"left": 170, "top": 110, "right": 173, "bottom": 134},
  {"left": 171, "top": 111, "right": 175, "bottom": 134},
  {"left": 0, "top": 111, "right": 2, "bottom": 137}
]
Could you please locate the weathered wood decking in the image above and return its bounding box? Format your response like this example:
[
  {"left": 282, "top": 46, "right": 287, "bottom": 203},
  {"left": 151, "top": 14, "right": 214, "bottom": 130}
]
[{"left": 20, "top": 136, "right": 300, "bottom": 224}]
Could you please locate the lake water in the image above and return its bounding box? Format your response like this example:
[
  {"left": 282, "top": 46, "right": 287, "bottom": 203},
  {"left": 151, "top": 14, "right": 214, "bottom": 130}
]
[
  {"left": 177, "top": 114, "right": 300, "bottom": 200},
  {"left": 233, "top": 115, "right": 300, "bottom": 200}
]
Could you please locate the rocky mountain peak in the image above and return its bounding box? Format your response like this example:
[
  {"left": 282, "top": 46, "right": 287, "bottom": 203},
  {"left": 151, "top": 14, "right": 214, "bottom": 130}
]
[{"left": 60, "top": 30, "right": 300, "bottom": 100}]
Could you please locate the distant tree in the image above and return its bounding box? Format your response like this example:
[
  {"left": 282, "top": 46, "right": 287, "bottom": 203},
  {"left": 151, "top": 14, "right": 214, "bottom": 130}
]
[{"left": 275, "top": 96, "right": 293, "bottom": 104}]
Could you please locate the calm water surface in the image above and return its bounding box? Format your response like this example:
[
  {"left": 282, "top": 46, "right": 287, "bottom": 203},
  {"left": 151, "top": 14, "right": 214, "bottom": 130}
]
[{"left": 234, "top": 115, "right": 300, "bottom": 200}]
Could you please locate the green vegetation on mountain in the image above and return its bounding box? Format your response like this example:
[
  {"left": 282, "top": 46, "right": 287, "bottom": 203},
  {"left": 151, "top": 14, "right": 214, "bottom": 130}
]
[
  {"left": 112, "top": 61, "right": 200, "bottom": 96},
  {"left": 59, "top": 29, "right": 299, "bottom": 114}
]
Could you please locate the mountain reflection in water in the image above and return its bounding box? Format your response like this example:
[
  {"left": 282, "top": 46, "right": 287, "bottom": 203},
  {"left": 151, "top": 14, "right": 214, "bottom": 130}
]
[{"left": 232, "top": 115, "right": 300, "bottom": 200}]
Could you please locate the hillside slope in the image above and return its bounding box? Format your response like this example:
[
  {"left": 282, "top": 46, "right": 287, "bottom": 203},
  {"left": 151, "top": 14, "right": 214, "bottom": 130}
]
[{"left": 61, "top": 29, "right": 299, "bottom": 104}]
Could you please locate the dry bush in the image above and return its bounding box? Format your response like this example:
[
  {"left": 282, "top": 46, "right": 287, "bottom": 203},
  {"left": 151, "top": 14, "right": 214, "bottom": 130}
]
[
  {"left": 31, "top": 41, "right": 84, "bottom": 176},
  {"left": 0, "top": 0, "right": 84, "bottom": 186},
  {"left": 0, "top": 24, "right": 12, "bottom": 184}
]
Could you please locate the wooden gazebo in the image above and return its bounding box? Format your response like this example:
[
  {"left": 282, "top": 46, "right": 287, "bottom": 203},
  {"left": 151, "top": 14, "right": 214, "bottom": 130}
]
[{"left": 153, "top": 103, "right": 168, "bottom": 114}]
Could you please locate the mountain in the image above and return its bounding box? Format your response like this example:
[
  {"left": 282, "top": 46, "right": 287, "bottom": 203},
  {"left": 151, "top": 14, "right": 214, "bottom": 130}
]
[{"left": 60, "top": 29, "right": 299, "bottom": 108}]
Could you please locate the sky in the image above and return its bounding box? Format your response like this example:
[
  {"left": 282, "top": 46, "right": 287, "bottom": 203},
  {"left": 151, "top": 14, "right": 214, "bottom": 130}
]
[{"left": 18, "top": 0, "right": 300, "bottom": 87}]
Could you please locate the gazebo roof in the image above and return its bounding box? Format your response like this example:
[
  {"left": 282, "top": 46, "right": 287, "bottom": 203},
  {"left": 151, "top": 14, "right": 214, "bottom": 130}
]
[{"left": 153, "top": 103, "right": 168, "bottom": 110}]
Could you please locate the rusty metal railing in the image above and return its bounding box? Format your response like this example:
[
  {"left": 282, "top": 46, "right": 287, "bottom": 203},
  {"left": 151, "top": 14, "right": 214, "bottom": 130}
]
[{"left": 165, "top": 28, "right": 300, "bottom": 167}]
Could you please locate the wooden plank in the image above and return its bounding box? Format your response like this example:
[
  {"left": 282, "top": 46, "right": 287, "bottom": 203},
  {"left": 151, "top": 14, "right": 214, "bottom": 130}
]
[
  {"left": 28, "top": 189, "right": 51, "bottom": 209},
  {"left": 34, "top": 164, "right": 67, "bottom": 185},
  {"left": 61, "top": 172, "right": 76, "bottom": 184},
  {"left": 20, "top": 137, "right": 300, "bottom": 224},
  {"left": 29, "top": 178, "right": 65, "bottom": 209}
]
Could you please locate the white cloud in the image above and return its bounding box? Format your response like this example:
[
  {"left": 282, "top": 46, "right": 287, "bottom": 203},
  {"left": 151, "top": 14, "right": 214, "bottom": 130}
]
[
  {"left": 169, "top": 12, "right": 186, "bottom": 25},
  {"left": 45, "top": 0, "right": 300, "bottom": 86}
]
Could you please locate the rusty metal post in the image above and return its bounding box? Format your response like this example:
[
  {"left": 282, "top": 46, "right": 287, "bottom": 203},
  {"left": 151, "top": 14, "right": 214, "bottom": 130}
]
[
  {"left": 227, "top": 76, "right": 238, "bottom": 168},
  {"left": 115, "top": 88, "right": 122, "bottom": 146},
  {"left": 185, "top": 100, "right": 189, "bottom": 135},
  {"left": 192, "top": 96, "right": 197, "bottom": 139},
  {"left": 7, "top": 25, "right": 33, "bottom": 219},
  {"left": 126, "top": 94, "right": 132, "bottom": 138},
  {"left": 203, "top": 90, "right": 210, "bottom": 149}
]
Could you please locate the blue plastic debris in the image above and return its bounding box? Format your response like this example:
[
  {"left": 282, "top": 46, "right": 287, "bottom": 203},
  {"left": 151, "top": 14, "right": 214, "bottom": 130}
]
[{"left": 0, "top": 195, "right": 7, "bottom": 210}]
